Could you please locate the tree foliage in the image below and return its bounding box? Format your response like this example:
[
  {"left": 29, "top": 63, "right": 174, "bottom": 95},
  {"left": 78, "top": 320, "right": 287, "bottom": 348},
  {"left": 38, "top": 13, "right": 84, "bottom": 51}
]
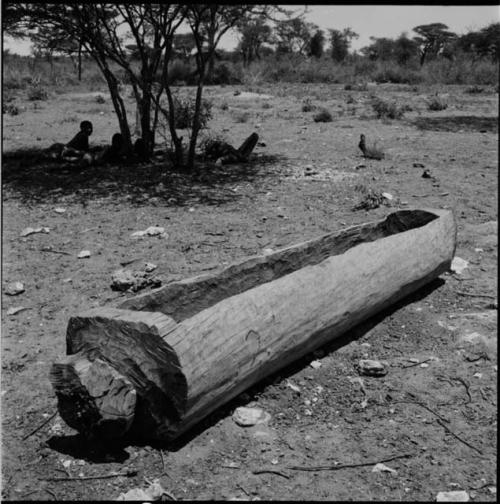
[
  {"left": 412, "top": 23, "right": 457, "bottom": 65},
  {"left": 309, "top": 29, "right": 325, "bottom": 58},
  {"left": 329, "top": 28, "right": 358, "bottom": 62}
]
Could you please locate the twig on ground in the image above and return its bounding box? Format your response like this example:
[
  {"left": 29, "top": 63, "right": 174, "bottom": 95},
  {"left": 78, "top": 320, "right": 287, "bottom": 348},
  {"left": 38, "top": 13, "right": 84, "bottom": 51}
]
[
  {"left": 252, "top": 468, "right": 290, "bottom": 479},
  {"left": 287, "top": 452, "right": 414, "bottom": 472},
  {"left": 393, "top": 400, "right": 450, "bottom": 423},
  {"left": 44, "top": 488, "right": 58, "bottom": 500},
  {"left": 456, "top": 291, "right": 496, "bottom": 299},
  {"left": 402, "top": 358, "right": 432, "bottom": 368},
  {"left": 236, "top": 484, "right": 250, "bottom": 496},
  {"left": 453, "top": 377, "right": 472, "bottom": 404},
  {"left": 478, "top": 387, "right": 489, "bottom": 402},
  {"left": 436, "top": 419, "right": 483, "bottom": 454},
  {"left": 22, "top": 411, "right": 57, "bottom": 440},
  {"left": 42, "top": 469, "right": 137, "bottom": 482}
]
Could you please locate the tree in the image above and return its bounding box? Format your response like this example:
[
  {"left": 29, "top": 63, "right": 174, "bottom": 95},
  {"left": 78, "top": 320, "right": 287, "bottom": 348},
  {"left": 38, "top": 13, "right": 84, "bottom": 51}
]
[
  {"left": 309, "top": 29, "right": 325, "bottom": 58},
  {"left": 274, "top": 16, "right": 317, "bottom": 55},
  {"left": 457, "top": 23, "right": 500, "bottom": 61},
  {"left": 329, "top": 28, "right": 358, "bottom": 62},
  {"left": 412, "top": 23, "right": 457, "bottom": 66},
  {"left": 393, "top": 33, "right": 419, "bottom": 65},
  {"left": 236, "top": 15, "right": 272, "bottom": 65}
]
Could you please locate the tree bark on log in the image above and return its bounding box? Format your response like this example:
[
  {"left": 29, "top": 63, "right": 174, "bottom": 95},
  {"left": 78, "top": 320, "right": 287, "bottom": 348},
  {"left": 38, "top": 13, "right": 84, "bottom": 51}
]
[{"left": 50, "top": 209, "right": 456, "bottom": 441}]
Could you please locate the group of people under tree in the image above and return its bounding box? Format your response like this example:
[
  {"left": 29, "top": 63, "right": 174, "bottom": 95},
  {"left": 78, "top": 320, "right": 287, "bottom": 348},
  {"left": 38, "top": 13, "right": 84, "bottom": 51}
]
[
  {"left": 44, "top": 121, "right": 260, "bottom": 168},
  {"left": 44, "top": 120, "right": 147, "bottom": 166}
]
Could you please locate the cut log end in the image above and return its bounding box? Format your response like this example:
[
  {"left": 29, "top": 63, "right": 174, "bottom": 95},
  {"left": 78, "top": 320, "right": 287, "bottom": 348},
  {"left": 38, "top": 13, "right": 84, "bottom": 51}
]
[{"left": 50, "top": 352, "right": 137, "bottom": 439}]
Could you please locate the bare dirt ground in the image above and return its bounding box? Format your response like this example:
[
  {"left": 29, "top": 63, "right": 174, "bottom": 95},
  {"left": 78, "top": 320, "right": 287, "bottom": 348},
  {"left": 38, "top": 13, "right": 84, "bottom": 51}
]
[{"left": 1, "top": 82, "right": 498, "bottom": 501}]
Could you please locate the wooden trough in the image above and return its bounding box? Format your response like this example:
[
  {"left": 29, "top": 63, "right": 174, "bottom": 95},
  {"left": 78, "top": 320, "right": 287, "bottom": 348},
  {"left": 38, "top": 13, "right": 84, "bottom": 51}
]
[{"left": 50, "top": 208, "right": 456, "bottom": 441}]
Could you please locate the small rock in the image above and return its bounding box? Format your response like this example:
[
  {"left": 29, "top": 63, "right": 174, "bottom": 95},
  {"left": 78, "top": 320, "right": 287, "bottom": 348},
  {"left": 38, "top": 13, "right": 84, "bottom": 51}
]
[
  {"left": 131, "top": 226, "right": 166, "bottom": 238},
  {"left": 77, "top": 250, "right": 91, "bottom": 259},
  {"left": 382, "top": 192, "right": 394, "bottom": 201},
  {"left": 310, "top": 360, "right": 322, "bottom": 369},
  {"left": 5, "top": 282, "right": 25, "bottom": 296},
  {"left": 304, "top": 409, "right": 313, "bottom": 416},
  {"left": 408, "top": 357, "right": 420, "bottom": 363},
  {"left": 61, "top": 459, "right": 72, "bottom": 469},
  {"left": 422, "top": 169, "right": 433, "bottom": 179},
  {"left": 413, "top": 162, "right": 425, "bottom": 168},
  {"left": 233, "top": 407, "right": 270, "bottom": 427},
  {"left": 436, "top": 490, "right": 469, "bottom": 502},
  {"left": 54, "top": 207, "right": 66, "bottom": 214},
  {"left": 451, "top": 257, "right": 469, "bottom": 274},
  {"left": 474, "top": 248, "right": 484, "bottom": 253},
  {"left": 286, "top": 380, "right": 301, "bottom": 393},
  {"left": 144, "top": 262, "right": 157, "bottom": 273},
  {"left": 372, "top": 462, "right": 397, "bottom": 474},
  {"left": 420, "top": 363, "right": 429, "bottom": 368},
  {"left": 20, "top": 226, "right": 50, "bottom": 237},
  {"left": 262, "top": 248, "right": 274, "bottom": 256},
  {"left": 357, "top": 359, "right": 387, "bottom": 377},
  {"left": 7, "top": 306, "right": 27, "bottom": 316},
  {"left": 487, "top": 486, "right": 496, "bottom": 494},
  {"left": 473, "top": 372, "right": 482, "bottom": 378},
  {"left": 117, "top": 479, "right": 167, "bottom": 501}
]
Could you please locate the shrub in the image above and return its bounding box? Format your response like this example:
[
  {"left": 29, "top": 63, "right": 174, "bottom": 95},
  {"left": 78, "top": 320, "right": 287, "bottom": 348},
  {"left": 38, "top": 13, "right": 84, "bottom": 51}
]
[
  {"left": 27, "top": 85, "right": 48, "bottom": 101},
  {"left": 220, "top": 101, "right": 229, "bottom": 111},
  {"left": 199, "top": 131, "right": 230, "bottom": 160},
  {"left": 262, "top": 102, "right": 272, "bottom": 109},
  {"left": 302, "top": 98, "right": 316, "bottom": 112},
  {"left": 95, "top": 94, "right": 106, "bottom": 103},
  {"left": 370, "top": 97, "right": 405, "bottom": 119},
  {"left": 211, "top": 62, "right": 241, "bottom": 85},
  {"left": 170, "top": 95, "right": 213, "bottom": 129},
  {"left": 353, "top": 184, "right": 389, "bottom": 210},
  {"left": 465, "top": 85, "right": 484, "bottom": 94},
  {"left": 313, "top": 108, "right": 333, "bottom": 122},
  {"left": 167, "top": 59, "right": 195, "bottom": 85},
  {"left": 232, "top": 110, "right": 250, "bottom": 123},
  {"left": 345, "top": 94, "right": 355, "bottom": 104},
  {"left": 2, "top": 103, "right": 20, "bottom": 115},
  {"left": 427, "top": 95, "right": 448, "bottom": 111}
]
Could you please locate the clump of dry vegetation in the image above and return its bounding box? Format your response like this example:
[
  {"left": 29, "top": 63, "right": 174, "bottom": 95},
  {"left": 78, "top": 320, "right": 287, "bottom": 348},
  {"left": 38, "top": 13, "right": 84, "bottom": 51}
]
[
  {"left": 353, "top": 184, "right": 391, "bottom": 210},
  {"left": 371, "top": 97, "right": 406, "bottom": 119},
  {"left": 302, "top": 98, "right": 316, "bottom": 112},
  {"left": 27, "top": 84, "right": 48, "bottom": 101},
  {"left": 95, "top": 94, "right": 106, "bottom": 103},
  {"left": 313, "top": 108, "right": 333, "bottom": 122},
  {"left": 427, "top": 94, "right": 448, "bottom": 111}
]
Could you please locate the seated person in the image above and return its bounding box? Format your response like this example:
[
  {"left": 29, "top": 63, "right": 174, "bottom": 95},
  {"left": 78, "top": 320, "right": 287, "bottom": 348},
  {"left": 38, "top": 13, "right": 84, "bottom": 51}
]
[
  {"left": 45, "top": 120, "right": 93, "bottom": 160},
  {"left": 93, "top": 133, "right": 127, "bottom": 165},
  {"left": 205, "top": 133, "right": 259, "bottom": 165}
]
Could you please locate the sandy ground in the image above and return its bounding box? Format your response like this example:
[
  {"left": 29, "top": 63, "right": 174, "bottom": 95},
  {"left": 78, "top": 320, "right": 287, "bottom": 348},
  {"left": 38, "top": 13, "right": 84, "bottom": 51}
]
[{"left": 1, "top": 82, "right": 498, "bottom": 501}]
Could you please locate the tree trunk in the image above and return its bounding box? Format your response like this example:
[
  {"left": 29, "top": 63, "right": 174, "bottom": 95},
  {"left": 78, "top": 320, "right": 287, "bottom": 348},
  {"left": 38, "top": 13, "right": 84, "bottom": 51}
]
[
  {"left": 50, "top": 209, "right": 456, "bottom": 442},
  {"left": 78, "top": 41, "right": 82, "bottom": 81},
  {"left": 187, "top": 72, "right": 205, "bottom": 170}
]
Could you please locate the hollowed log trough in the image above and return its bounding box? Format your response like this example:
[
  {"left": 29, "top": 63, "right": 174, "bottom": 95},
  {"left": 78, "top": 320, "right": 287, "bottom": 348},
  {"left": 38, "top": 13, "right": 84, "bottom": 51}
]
[{"left": 50, "top": 208, "right": 456, "bottom": 441}]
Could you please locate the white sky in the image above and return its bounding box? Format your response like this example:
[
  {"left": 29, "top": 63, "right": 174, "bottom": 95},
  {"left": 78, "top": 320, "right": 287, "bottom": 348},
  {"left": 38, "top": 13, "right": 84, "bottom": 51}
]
[{"left": 3, "top": 5, "right": 499, "bottom": 55}]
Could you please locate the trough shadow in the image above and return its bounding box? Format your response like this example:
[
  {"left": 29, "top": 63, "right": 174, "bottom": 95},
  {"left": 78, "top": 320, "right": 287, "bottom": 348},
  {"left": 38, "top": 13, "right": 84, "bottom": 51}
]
[
  {"left": 1, "top": 149, "right": 287, "bottom": 207},
  {"left": 411, "top": 115, "right": 498, "bottom": 133},
  {"left": 136, "top": 276, "right": 446, "bottom": 452},
  {"left": 47, "top": 433, "right": 130, "bottom": 463}
]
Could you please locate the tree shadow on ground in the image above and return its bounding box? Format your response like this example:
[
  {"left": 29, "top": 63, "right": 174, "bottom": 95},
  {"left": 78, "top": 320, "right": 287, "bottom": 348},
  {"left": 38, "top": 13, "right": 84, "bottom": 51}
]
[
  {"left": 46, "top": 277, "right": 445, "bottom": 461},
  {"left": 411, "top": 115, "right": 498, "bottom": 133},
  {"left": 1, "top": 148, "right": 288, "bottom": 207}
]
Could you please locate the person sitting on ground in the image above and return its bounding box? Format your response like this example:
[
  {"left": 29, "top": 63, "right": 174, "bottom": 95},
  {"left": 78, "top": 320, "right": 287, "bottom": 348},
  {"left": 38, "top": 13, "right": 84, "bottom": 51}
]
[
  {"left": 93, "top": 133, "right": 128, "bottom": 165},
  {"left": 205, "top": 132, "right": 259, "bottom": 165},
  {"left": 45, "top": 120, "right": 93, "bottom": 161}
]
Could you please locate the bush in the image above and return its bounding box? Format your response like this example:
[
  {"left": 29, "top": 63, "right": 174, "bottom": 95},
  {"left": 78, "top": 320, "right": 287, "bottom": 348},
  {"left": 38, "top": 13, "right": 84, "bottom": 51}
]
[
  {"left": 220, "top": 101, "right": 229, "bottom": 111},
  {"left": 95, "top": 94, "right": 106, "bottom": 103},
  {"left": 313, "top": 108, "right": 333, "bottom": 122},
  {"left": 232, "top": 110, "right": 250, "bottom": 123},
  {"left": 2, "top": 103, "right": 20, "bottom": 115},
  {"left": 302, "top": 98, "right": 316, "bottom": 112},
  {"left": 27, "top": 85, "right": 48, "bottom": 101},
  {"left": 371, "top": 97, "right": 405, "bottom": 119},
  {"left": 427, "top": 95, "right": 448, "bottom": 111},
  {"left": 465, "top": 85, "right": 484, "bottom": 94},
  {"left": 169, "top": 95, "right": 213, "bottom": 129},
  {"left": 199, "top": 131, "right": 230, "bottom": 160},
  {"left": 167, "top": 59, "right": 195, "bottom": 85},
  {"left": 210, "top": 62, "right": 242, "bottom": 85}
]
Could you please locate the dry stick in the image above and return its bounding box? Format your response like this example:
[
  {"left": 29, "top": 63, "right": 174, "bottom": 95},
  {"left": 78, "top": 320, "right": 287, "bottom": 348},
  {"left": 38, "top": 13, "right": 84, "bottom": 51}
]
[
  {"left": 454, "top": 377, "right": 472, "bottom": 404},
  {"left": 236, "top": 484, "right": 250, "bottom": 497},
  {"left": 252, "top": 469, "right": 290, "bottom": 479},
  {"left": 160, "top": 450, "right": 172, "bottom": 480},
  {"left": 393, "top": 400, "right": 450, "bottom": 424},
  {"left": 22, "top": 411, "right": 57, "bottom": 440},
  {"left": 42, "top": 469, "right": 137, "bottom": 482},
  {"left": 456, "top": 291, "right": 496, "bottom": 299},
  {"left": 436, "top": 419, "right": 483, "bottom": 455},
  {"left": 402, "top": 358, "right": 432, "bottom": 368},
  {"left": 287, "top": 452, "right": 414, "bottom": 472},
  {"left": 44, "top": 488, "right": 58, "bottom": 500}
]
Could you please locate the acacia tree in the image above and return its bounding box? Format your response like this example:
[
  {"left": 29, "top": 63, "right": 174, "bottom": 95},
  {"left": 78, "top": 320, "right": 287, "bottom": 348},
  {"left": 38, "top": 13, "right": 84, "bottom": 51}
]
[
  {"left": 309, "top": 29, "right": 325, "bottom": 58},
  {"left": 412, "top": 23, "right": 457, "bottom": 66},
  {"left": 274, "top": 16, "right": 317, "bottom": 55},
  {"left": 236, "top": 15, "right": 272, "bottom": 66},
  {"left": 329, "top": 28, "right": 358, "bottom": 62}
]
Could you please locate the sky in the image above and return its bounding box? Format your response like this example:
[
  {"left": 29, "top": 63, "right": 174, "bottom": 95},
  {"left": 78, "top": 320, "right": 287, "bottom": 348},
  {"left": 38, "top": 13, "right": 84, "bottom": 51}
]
[{"left": 3, "top": 5, "right": 499, "bottom": 55}]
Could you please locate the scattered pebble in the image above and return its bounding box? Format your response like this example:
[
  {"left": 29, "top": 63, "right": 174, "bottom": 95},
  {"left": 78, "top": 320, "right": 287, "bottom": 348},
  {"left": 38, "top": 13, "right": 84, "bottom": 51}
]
[
  {"left": 408, "top": 357, "right": 420, "bottom": 363},
  {"left": 5, "top": 282, "right": 25, "bottom": 296},
  {"left": 77, "top": 250, "right": 91, "bottom": 259},
  {"left": 450, "top": 257, "right": 469, "bottom": 275},
  {"left": 20, "top": 226, "right": 50, "bottom": 237},
  {"left": 420, "top": 363, "right": 430, "bottom": 368},
  {"left": 130, "top": 226, "right": 166, "bottom": 238},
  {"left": 436, "top": 490, "right": 469, "bottom": 502},
  {"left": 304, "top": 409, "right": 313, "bottom": 416},
  {"left": 262, "top": 248, "right": 274, "bottom": 256},
  {"left": 117, "top": 479, "right": 168, "bottom": 501},
  {"left": 54, "top": 207, "right": 66, "bottom": 214},
  {"left": 144, "top": 262, "right": 157, "bottom": 273},
  {"left": 357, "top": 359, "right": 387, "bottom": 377},
  {"left": 473, "top": 372, "right": 482, "bottom": 379},
  {"left": 232, "top": 407, "right": 270, "bottom": 427},
  {"left": 474, "top": 248, "right": 483, "bottom": 253},
  {"left": 382, "top": 192, "right": 394, "bottom": 201},
  {"left": 310, "top": 360, "right": 322, "bottom": 369},
  {"left": 286, "top": 381, "right": 301, "bottom": 393},
  {"left": 372, "top": 463, "right": 397, "bottom": 474},
  {"left": 7, "top": 306, "right": 27, "bottom": 316}
]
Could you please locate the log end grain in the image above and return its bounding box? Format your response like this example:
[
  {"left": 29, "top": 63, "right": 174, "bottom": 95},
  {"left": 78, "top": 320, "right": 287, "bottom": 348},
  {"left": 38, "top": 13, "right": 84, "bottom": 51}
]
[{"left": 50, "top": 352, "right": 137, "bottom": 439}]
